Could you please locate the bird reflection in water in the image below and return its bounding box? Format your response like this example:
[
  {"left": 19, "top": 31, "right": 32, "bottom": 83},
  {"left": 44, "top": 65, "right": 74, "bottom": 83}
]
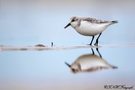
[{"left": 65, "top": 48, "right": 117, "bottom": 73}]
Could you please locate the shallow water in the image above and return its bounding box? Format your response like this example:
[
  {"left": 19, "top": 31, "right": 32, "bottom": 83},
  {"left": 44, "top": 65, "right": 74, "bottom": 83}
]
[
  {"left": 0, "top": 0, "right": 135, "bottom": 90},
  {"left": 0, "top": 45, "right": 135, "bottom": 90}
]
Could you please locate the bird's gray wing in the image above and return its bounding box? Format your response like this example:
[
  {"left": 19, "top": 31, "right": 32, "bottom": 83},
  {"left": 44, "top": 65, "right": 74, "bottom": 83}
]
[{"left": 83, "top": 17, "right": 110, "bottom": 24}]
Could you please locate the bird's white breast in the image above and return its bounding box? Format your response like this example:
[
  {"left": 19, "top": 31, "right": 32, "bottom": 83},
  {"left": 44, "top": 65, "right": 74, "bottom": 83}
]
[
  {"left": 75, "top": 21, "right": 109, "bottom": 36},
  {"left": 74, "top": 55, "right": 109, "bottom": 71}
]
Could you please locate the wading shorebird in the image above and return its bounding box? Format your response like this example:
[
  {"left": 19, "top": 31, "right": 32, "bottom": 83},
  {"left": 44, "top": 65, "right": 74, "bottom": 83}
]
[
  {"left": 65, "top": 48, "right": 117, "bottom": 73},
  {"left": 64, "top": 16, "right": 118, "bottom": 46}
]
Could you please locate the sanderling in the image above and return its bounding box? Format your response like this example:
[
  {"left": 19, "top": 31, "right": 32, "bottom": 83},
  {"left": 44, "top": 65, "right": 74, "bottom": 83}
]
[
  {"left": 65, "top": 48, "right": 117, "bottom": 73},
  {"left": 64, "top": 16, "right": 118, "bottom": 46}
]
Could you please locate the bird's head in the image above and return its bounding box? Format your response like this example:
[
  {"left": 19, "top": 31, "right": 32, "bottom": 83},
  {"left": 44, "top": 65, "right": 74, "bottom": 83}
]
[
  {"left": 64, "top": 16, "right": 79, "bottom": 29},
  {"left": 65, "top": 62, "right": 81, "bottom": 73}
]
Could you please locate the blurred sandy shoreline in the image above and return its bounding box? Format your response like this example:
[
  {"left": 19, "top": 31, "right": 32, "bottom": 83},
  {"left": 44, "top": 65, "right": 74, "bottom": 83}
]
[
  {"left": 0, "top": 44, "right": 93, "bottom": 51},
  {"left": 0, "top": 43, "right": 135, "bottom": 51}
]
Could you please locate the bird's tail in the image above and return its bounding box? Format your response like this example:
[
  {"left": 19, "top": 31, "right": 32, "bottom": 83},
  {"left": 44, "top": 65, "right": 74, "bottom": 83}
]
[
  {"left": 112, "top": 65, "right": 118, "bottom": 69},
  {"left": 111, "top": 20, "right": 118, "bottom": 24}
]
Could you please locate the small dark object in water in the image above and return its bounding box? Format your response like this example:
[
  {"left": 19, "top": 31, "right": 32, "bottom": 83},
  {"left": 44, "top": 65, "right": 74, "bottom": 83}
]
[
  {"left": 51, "top": 42, "right": 53, "bottom": 47},
  {"left": 35, "top": 44, "right": 46, "bottom": 47}
]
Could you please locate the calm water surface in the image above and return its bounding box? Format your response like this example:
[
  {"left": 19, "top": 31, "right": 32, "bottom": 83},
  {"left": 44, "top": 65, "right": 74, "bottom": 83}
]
[
  {"left": 0, "top": 0, "right": 135, "bottom": 90},
  {"left": 0, "top": 46, "right": 135, "bottom": 90}
]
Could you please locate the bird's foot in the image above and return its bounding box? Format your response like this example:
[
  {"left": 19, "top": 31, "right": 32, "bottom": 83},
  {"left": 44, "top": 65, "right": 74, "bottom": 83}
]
[
  {"left": 87, "top": 43, "right": 93, "bottom": 46},
  {"left": 89, "top": 43, "right": 93, "bottom": 46},
  {"left": 94, "top": 43, "right": 98, "bottom": 46}
]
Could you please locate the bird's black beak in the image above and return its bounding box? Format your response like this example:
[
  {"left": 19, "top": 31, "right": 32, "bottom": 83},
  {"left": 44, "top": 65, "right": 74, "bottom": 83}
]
[
  {"left": 64, "top": 23, "right": 71, "bottom": 29},
  {"left": 65, "top": 62, "right": 71, "bottom": 67}
]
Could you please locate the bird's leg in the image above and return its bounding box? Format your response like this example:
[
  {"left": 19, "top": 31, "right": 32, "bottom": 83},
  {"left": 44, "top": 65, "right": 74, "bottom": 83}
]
[
  {"left": 94, "top": 33, "right": 102, "bottom": 46},
  {"left": 90, "top": 36, "right": 94, "bottom": 45},
  {"left": 91, "top": 48, "right": 95, "bottom": 55},
  {"left": 96, "top": 48, "right": 102, "bottom": 58}
]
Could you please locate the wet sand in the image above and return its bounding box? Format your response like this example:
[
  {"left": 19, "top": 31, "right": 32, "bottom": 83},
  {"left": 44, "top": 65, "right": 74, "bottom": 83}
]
[{"left": 1, "top": 43, "right": 135, "bottom": 51}]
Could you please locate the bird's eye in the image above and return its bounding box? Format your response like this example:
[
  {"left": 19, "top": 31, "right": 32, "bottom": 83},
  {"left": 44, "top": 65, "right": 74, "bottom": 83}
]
[{"left": 71, "top": 19, "right": 75, "bottom": 22}]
